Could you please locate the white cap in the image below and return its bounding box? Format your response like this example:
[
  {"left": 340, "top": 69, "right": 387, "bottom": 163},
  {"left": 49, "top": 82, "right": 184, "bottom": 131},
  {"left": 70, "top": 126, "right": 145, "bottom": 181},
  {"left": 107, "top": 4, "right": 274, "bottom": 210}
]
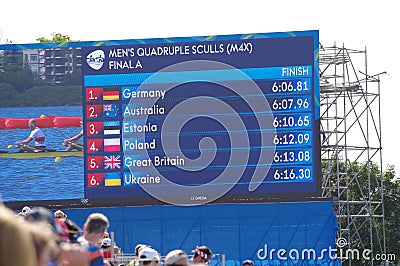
[
  {"left": 22, "top": 206, "right": 32, "bottom": 214},
  {"left": 165, "top": 249, "right": 188, "bottom": 266},
  {"left": 138, "top": 247, "right": 159, "bottom": 261},
  {"left": 102, "top": 238, "right": 111, "bottom": 247}
]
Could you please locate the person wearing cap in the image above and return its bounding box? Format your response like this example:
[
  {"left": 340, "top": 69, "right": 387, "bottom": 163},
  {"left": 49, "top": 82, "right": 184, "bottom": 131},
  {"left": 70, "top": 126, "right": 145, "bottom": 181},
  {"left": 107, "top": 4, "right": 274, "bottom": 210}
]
[
  {"left": 128, "top": 244, "right": 151, "bottom": 266},
  {"left": 135, "top": 244, "right": 151, "bottom": 257},
  {"left": 242, "top": 259, "right": 254, "bottom": 266},
  {"left": 23, "top": 206, "right": 32, "bottom": 213},
  {"left": 104, "top": 232, "right": 121, "bottom": 256},
  {"left": 164, "top": 249, "right": 189, "bottom": 266},
  {"left": 16, "top": 206, "right": 32, "bottom": 217},
  {"left": 54, "top": 210, "right": 67, "bottom": 222},
  {"left": 133, "top": 246, "right": 161, "bottom": 266},
  {"left": 191, "top": 246, "right": 213, "bottom": 265},
  {"left": 54, "top": 210, "right": 82, "bottom": 243},
  {"left": 101, "top": 238, "right": 112, "bottom": 261}
]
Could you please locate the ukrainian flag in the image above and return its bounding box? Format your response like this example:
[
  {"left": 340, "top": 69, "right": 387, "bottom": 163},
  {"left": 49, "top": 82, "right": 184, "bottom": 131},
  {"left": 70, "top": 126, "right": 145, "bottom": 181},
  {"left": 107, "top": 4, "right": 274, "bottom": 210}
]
[{"left": 105, "top": 173, "right": 122, "bottom": 186}]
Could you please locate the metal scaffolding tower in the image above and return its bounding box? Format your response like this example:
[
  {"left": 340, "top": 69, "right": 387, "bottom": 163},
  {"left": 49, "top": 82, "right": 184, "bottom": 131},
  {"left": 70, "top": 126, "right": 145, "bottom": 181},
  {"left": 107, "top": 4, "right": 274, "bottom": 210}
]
[{"left": 319, "top": 44, "right": 386, "bottom": 265}]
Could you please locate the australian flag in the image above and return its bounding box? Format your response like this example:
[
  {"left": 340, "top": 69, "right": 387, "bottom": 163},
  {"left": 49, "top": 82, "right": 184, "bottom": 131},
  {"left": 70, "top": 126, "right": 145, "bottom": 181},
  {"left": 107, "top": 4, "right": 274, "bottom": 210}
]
[{"left": 103, "top": 104, "right": 119, "bottom": 118}]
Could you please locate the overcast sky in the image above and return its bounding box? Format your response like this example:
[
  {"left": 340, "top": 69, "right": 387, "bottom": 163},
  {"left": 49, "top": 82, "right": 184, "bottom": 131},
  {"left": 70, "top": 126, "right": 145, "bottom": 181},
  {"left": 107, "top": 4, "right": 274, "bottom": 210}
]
[{"left": 1, "top": 0, "right": 398, "bottom": 175}]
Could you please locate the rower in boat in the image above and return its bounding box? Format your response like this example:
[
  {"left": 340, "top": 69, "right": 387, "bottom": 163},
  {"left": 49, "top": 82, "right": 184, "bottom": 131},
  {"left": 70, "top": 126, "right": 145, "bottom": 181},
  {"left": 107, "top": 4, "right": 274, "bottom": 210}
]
[
  {"left": 62, "top": 120, "right": 83, "bottom": 151},
  {"left": 15, "top": 119, "right": 47, "bottom": 153}
]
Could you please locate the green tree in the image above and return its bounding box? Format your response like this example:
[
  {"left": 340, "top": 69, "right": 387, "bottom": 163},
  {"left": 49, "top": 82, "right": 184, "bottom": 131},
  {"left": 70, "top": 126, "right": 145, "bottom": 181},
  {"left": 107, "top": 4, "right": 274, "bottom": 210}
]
[
  {"left": 21, "top": 85, "right": 82, "bottom": 106},
  {"left": 382, "top": 165, "right": 400, "bottom": 257},
  {"left": 36, "top": 32, "right": 78, "bottom": 43},
  {"left": 0, "top": 83, "right": 20, "bottom": 106},
  {"left": 63, "top": 67, "right": 82, "bottom": 85},
  {"left": 0, "top": 65, "right": 34, "bottom": 92},
  {"left": 323, "top": 159, "right": 399, "bottom": 264}
]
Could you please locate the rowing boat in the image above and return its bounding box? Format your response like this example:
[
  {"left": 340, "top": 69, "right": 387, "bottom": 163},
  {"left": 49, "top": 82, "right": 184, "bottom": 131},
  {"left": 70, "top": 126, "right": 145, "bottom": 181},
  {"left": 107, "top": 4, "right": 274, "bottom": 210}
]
[{"left": 0, "top": 151, "right": 83, "bottom": 159}]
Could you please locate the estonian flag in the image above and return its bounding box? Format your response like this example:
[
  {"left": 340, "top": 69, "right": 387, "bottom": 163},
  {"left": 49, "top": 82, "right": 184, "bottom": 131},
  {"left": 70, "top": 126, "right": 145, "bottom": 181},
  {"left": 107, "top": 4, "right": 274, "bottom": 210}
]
[
  {"left": 104, "top": 172, "right": 121, "bottom": 186},
  {"left": 103, "top": 87, "right": 120, "bottom": 101},
  {"left": 104, "top": 138, "right": 121, "bottom": 152},
  {"left": 104, "top": 121, "right": 120, "bottom": 135}
]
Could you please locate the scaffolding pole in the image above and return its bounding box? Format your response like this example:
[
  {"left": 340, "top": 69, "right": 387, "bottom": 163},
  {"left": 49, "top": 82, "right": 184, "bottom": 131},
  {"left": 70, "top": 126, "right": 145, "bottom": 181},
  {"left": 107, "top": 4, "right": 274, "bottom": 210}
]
[{"left": 319, "top": 43, "right": 386, "bottom": 265}]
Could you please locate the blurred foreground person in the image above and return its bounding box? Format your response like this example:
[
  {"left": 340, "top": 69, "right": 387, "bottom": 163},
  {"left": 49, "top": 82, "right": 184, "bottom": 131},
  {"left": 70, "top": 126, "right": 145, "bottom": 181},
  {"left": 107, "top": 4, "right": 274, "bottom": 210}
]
[
  {"left": 27, "top": 222, "right": 58, "bottom": 266},
  {"left": 25, "top": 206, "right": 89, "bottom": 266},
  {"left": 0, "top": 205, "right": 37, "bottom": 266}
]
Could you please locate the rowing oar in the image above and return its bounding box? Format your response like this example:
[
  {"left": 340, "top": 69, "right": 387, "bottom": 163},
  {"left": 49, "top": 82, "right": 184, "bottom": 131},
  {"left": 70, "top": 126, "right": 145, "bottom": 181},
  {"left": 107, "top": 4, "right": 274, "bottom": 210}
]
[
  {"left": 63, "top": 141, "right": 83, "bottom": 150},
  {"left": 15, "top": 143, "right": 56, "bottom": 153}
]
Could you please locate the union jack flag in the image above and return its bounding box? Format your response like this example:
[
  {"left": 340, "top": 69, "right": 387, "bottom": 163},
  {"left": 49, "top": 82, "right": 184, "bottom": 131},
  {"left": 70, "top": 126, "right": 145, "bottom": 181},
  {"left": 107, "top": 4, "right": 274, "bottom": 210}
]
[
  {"left": 103, "top": 104, "right": 112, "bottom": 111},
  {"left": 104, "top": 155, "right": 121, "bottom": 170}
]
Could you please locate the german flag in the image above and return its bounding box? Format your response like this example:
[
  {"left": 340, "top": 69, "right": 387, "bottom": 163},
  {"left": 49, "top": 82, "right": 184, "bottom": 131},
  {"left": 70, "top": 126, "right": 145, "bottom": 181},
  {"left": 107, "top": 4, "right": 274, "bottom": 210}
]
[{"left": 103, "top": 87, "right": 120, "bottom": 101}]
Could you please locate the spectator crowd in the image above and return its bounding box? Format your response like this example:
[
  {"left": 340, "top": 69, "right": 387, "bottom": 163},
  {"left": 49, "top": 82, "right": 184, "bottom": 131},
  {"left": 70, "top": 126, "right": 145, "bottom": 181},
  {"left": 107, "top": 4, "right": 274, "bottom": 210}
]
[{"left": 0, "top": 203, "right": 254, "bottom": 266}]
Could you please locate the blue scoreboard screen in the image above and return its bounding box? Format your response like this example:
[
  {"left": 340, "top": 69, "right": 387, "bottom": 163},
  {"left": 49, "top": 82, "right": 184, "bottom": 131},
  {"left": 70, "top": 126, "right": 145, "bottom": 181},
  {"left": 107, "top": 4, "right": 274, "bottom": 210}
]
[{"left": 81, "top": 30, "right": 321, "bottom": 206}]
